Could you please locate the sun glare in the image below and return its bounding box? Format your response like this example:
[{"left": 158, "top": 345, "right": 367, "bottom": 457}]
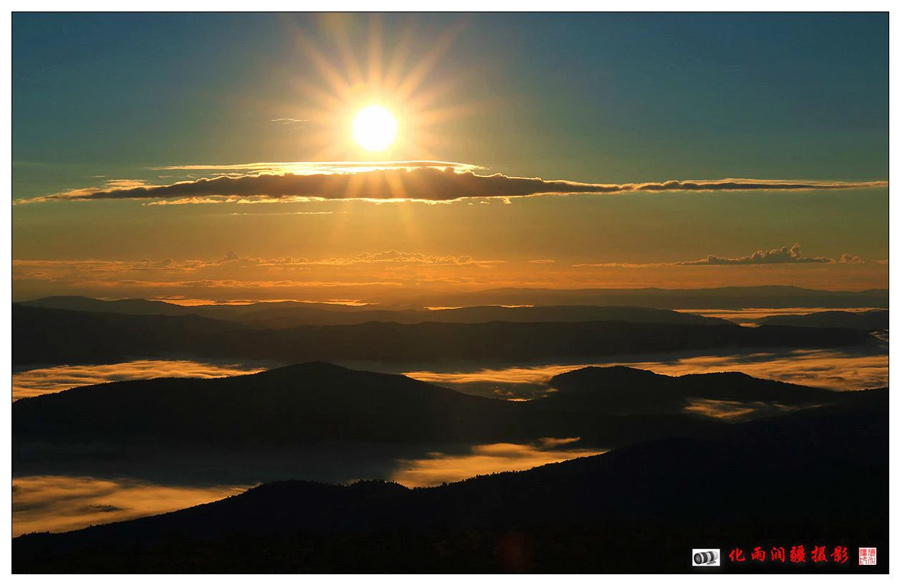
[{"left": 353, "top": 105, "right": 398, "bottom": 151}]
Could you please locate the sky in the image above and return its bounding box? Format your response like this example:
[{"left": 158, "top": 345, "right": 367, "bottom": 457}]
[{"left": 11, "top": 13, "right": 889, "bottom": 304}]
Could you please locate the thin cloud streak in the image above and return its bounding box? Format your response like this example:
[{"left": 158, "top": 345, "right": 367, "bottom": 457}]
[
  {"left": 13, "top": 250, "right": 503, "bottom": 275},
  {"left": 681, "top": 306, "right": 884, "bottom": 324},
  {"left": 18, "top": 168, "right": 887, "bottom": 205},
  {"left": 270, "top": 118, "right": 308, "bottom": 126}
]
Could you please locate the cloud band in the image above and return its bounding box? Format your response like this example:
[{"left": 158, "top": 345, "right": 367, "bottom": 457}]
[{"left": 18, "top": 168, "right": 887, "bottom": 205}]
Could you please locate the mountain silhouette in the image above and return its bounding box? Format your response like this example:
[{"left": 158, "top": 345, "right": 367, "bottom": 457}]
[
  {"left": 13, "top": 362, "right": 520, "bottom": 445},
  {"left": 544, "top": 366, "right": 840, "bottom": 415},
  {"left": 14, "top": 363, "right": 853, "bottom": 450},
  {"left": 13, "top": 304, "right": 874, "bottom": 367},
  {"left": 13, "top": 385, "right": 887, "bottom": 573}
]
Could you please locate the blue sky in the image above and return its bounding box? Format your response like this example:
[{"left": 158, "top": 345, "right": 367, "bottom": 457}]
[{"left": 14, "top": 13, "right": 887, "bottom": 182}]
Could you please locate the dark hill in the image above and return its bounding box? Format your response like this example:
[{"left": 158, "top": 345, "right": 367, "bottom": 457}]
[
  {"left": 545, "top": 366, "right": 840, "bottom": 415},
  {"left": 12, "top": 362, "right": 521, "bottom": 445}
]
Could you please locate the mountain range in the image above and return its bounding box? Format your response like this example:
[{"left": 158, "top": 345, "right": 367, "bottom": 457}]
[
  {"left": 13, "top": 362, "right": 853, "bottom": 450},
  {"left": 13, "top": 382, "right": 887, "bottom": 572},
  {"left": 13, "top": 303, "right": 874, "bottom": 367},
  {"left": 18, "top": 295, "right": 732, "bottom": 327}
]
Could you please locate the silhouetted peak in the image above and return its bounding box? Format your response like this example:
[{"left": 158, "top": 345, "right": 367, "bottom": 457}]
[
  {"left": 679, "top": 371, "right": 753, "bottom": 381},
  {"left": 551, "top": 365, "right": 665, "bottom": 386},
  {"left": 348, "top": 479, "right": 410, "bottom": 496},
  {"left": 239, "top": 479, "right": 409, "bottom": 504},
  {"left": 282, "top": 361, "right": 351, "bottom": 373},
  {"left": 244, "top": 362, "right": 431, "bottom": 390},
  {"left": 241, "top": 480, "right": 342, "bottom": 501},
  {"left": 251, "top": 362, "right": 354, "bottom": 378}
]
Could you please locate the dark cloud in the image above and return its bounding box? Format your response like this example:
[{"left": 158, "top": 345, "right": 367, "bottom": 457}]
[
  {"left": 20, "top": 168, "right": 888, "bottom": 204},
  {"left": 679, "top": 243, "right": 833, "bottom": 265}
]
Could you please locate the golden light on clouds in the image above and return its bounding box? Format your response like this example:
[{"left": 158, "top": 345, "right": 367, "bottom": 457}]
[
  {"left": 390, "top": 439, "right": 605, "bottom": 487},
  {"left": 12, "top": 475, "right": 247, "bottom": 536},
  {"left": 12, "top": 359, "right": 270, "bottom": 401},
  {"left": 403, "top": 347, "right": 888, "bottom": 400}
]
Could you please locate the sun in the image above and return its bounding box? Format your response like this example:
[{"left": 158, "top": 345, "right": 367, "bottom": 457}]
[
  {"left": 352, "top": 105, "right": 398, "bottom": 152},
  {"left": 284, "top": 17, "right": 477, "bottom": 160}
]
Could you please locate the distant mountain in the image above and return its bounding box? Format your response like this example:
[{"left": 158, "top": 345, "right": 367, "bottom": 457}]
[
  {"left": 13, "top": 386, "right": 887, "bottom": 573},
  {"left": 408, "top": 285, "right": 889, "bottom": 311},
  {"left": 13, "top": 304, "right": 874, "bottom": 367},
  {"left": 13, "top": 363, "right": 849, "bottom": 450},
  {"left": 17, "top": 295, "right": 365, "bottom": 321},
  {"left": 231, "top": 304, "right": 733, "bottom": 328},
  {"left": 18, "top": 287, "right": 890, "bottom": 325},
  {"left": 12, "top": 304, "right": 241, "bottom": 366},
  {"left": 18, "top": 296, "right": 201, "bottom": 316},
  {"left": 18, "top": 296, "right": 732, "bottom": 327},
  {"left": 757, "top": 309, "right": 888, "bottom": 331}
]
